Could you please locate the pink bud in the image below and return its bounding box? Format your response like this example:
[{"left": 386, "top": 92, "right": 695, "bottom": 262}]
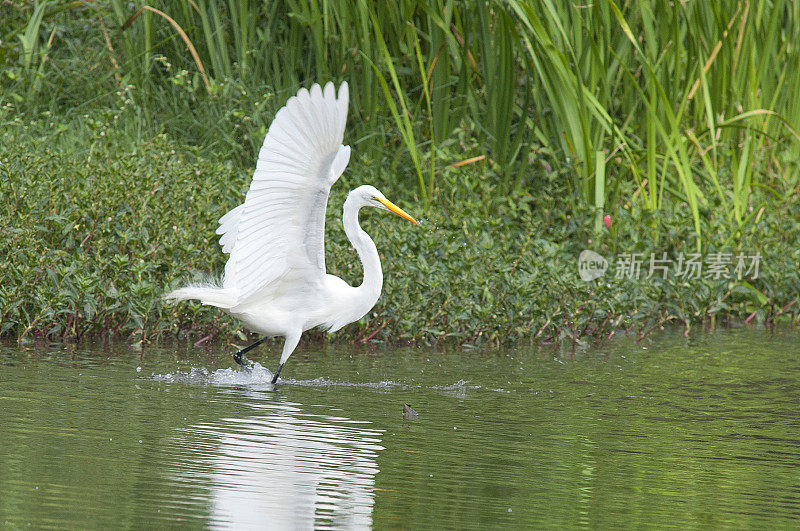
[{"left": 603, "top": 215, "right": 611, "bottom": 228}]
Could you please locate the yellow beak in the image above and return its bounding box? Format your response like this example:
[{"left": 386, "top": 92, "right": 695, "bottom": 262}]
[{"left": 377, "top": 197, "right": 419, "bottom": 225}]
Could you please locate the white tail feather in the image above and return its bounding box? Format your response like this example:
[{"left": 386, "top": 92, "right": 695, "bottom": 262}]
[{"left": 164, "top": 284, "right": 237, "bottom": 308}]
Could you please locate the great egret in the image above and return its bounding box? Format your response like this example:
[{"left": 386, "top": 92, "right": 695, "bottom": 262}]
[{"left": 166, "top": 82, "right": 418, "bottom": 383}]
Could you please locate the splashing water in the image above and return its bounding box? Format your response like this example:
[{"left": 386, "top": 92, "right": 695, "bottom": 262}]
[
  {"left": 149, "top": 366, "right": 507, "bottom": 394},
  {"left": 145, "top": 365, "right": 499, "bottom": 394},
  {"left": 151, "top": 362, "right": 275, "bottom": 386}
]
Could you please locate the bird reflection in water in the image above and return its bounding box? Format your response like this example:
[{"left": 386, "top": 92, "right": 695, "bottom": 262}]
[{"left": 172, "top": 393, "right": 384, "bottom": 528}]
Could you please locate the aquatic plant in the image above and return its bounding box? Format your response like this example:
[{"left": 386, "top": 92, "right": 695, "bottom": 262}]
[
  {"left": 2, "top": 1, "right": 800, "bottom": 346},
  {"left": 1, "top": 117, "right": 797, "bottom": 345}
]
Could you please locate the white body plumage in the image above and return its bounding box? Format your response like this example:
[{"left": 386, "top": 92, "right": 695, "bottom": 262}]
[{"left": 165, "top": 82, "right": 417, "bottom": 380}]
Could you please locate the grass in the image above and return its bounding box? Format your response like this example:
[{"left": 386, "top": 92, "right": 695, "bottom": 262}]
[
  {"left": 2, "top": 114, "right": 799, "bottom": 347},
  {"left": 4, "top": 2, "right": 800, "bottom": 217},
  {"left": 2, "top": 1, "right": 800, "bottom": 346}
]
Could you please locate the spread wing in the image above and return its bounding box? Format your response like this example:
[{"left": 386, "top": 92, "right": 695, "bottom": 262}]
[{"left": 216, "top": 82, "right": 350, "bottom": 305}]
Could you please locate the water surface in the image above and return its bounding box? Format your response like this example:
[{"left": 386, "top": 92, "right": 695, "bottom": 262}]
[{"left": 1, "top": 329, "right": 799, "bottom": 527}]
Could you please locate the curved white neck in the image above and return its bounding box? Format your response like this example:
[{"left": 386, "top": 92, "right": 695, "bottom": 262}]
[{"left": 343, "top": 194, "right": 383, "bottom": 304}]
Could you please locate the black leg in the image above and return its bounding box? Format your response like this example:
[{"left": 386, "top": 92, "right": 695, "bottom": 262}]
[
  {"left": 271, "top": 363, "right": 284, "bottom": 384},
  {"left": 233, "top": 336, "right": 268, "bottom": 366}
]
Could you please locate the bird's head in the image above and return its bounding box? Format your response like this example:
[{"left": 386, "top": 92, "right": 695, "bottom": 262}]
[{"left": 351, "top": 185, "right": 419, "bottom": 225}]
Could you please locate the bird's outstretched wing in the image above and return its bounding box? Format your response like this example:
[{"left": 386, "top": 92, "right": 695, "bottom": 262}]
[{"left": 216, "top": 82, "right": 350, "bottom": 305}]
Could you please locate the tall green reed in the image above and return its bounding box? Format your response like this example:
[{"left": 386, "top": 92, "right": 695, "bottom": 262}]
[{"left": 4, "top": 0, "right": 800, "bottom": 247}]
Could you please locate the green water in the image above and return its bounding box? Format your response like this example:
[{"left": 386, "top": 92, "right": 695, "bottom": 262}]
[{"left": 1, "top": 330, "right": 798, "bottom": 528}]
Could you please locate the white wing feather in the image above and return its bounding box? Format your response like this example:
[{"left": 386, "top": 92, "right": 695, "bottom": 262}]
[{"left": 215, "top": 82, "right": 350, "bottom": 304}]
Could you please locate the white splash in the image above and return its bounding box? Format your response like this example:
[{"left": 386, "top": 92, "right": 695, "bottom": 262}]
[{"left": 151, "top": 362, "right": 275, "bottom": 386}]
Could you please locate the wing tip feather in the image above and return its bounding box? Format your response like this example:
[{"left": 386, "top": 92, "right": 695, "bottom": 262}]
[{"left": 228, "top": 80, "right": 350, "bottom": 300}]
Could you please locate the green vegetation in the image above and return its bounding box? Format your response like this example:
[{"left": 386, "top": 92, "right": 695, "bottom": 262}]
[{"left": 2, "top": 1, "right": 800, "bottom": 346}]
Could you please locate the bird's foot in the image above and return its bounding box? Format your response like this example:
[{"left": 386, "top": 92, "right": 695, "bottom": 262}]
[
  {"left": 271, "top": 363, "right": 284, "bottom": 384},
  {"left": 233, "top": 336, "right": 268, "bottom": 369},
  {"left": 233, "top": 351, "right": 253, "bottom": 370}
]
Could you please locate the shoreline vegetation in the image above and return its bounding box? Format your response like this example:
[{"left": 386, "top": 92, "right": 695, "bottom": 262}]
[{"left": 2, "top": 1, "right": 800, "bottom": 348}]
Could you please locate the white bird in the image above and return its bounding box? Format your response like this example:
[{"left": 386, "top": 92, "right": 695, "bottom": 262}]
[{"left": 165, "top": 82, "right": 418, "bottom": 383}]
